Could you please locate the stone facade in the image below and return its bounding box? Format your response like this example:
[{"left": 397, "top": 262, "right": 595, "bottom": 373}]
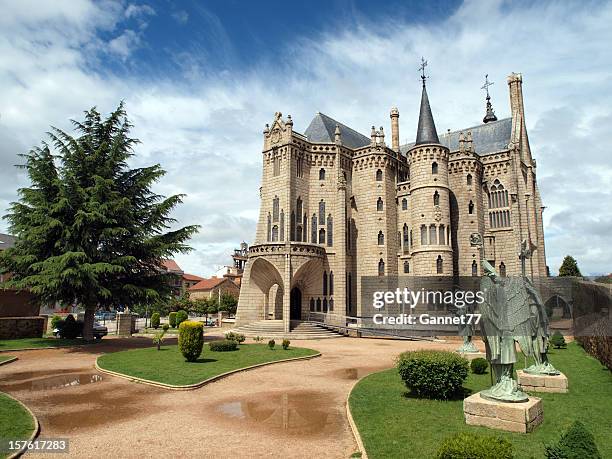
[
  {"left": 0, "top": 316, "right": 45, "bottom": 339},
  {"left": 236, "top": 73, "right": 548, "bottom": 332}
]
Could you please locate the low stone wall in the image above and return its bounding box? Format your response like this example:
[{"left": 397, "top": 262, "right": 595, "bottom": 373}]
[
  {"left": 0, "top": 289, "right": 40, "bottom": 317},
  {"left": 0, "top": 316, "right": 45, "bottom": 339}
]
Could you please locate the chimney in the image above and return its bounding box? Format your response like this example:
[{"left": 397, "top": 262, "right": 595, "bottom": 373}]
[{"left": 390, "top": 107, "right": 400, "bottom": 151}]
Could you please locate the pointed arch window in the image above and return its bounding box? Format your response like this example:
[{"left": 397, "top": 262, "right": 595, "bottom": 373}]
[
  {"left": 316, "top": 298, "right": 321, "bottom": 312},
  {"left": 499, "top": 262, "right": 506, "bottom": 277},
  {"left": 319, "top": 200, "right": 325, "bottom": 222},
  {"left": 429, "top": 224, "right": 437, "bottom": 245},
  {"left": 296, "top": 197, "right": 302, "bottom": 218},
  {"left": 271, "top": 225, "right": 279, "bottom": 242},
  {"left": 303, "top": 213, "right": 307, "bottom": 241},
  {"left": 323, "top": 298, "right": 328, "bottom": 313},
  {"left": 311, "top": 214, "right": 317, "bottom": 243},
  {"left": 273, "top": 155, "right": 280, "bottom": 176},
  {"left": 488, "top": 179, "right": 511, "bottom": 228},
  {"left": 290, "top": 211, "right": 295, "bottom": 241},
  {"left": 402, "top": 198, "right": 408, "bottom": 210},
  {"left": 319, "top": 228, "right": 326, "bottom": 244},
  {"left": 436, "top": 255, "right": 443, "bottom": 274},
  {"left": 420, "top": 225, "right": 427, "bottom": 245},
  {"left": 377, "top": 231, "right": 384, "bottom": 245},
  {"left": 272, "top": 196, "right": 279, "bottom": 222},
  {"left": 468, "top": 200, "right": 474, "bottom": 215},
  {"left": 403, "top": 223, "right": 409, "bottom": 251},
  {"left": 327, "top": 215, "right": 333, "bottom": 246},
  {"left": 267, "top": 214, "right": 271, "bottom": 242},
  {"left": 438, "top": 225, "right": 445, "bottom": 246},
  {"left": 310, "top": 298, "right": 315, "bottom": 311},
  {"left": 319, "top": 168, "right": 326, "bottom": 180},
  {"left": 377, "top": 197, "right": 383, "bottom": 211},
  {"left": 403, "top": 261, "right": 410, "bottom": 274},
  {"left": 410, "top": 229, "right": 413, "bottom": 248},
  {"left": 472, "top": 260, "right": 478, "bottom": 276},
  {"left": 378, "top": 259, "right": 385, "bottom": 276},
  {"left": 376, "top": 169, "right": 383, "bottom": 181},
  {"left": 467, "top": 174, "right": 472, "bottom": 186},
  {"left": 329, "top": 271, "right": 334, "bottom": 295},
  {"left": 280, "top": 211, "right": 285, "bottom": 241},
  {"left": 433, "top": 191, "right": 440, "bottom": 206},
  {"left": 432, "top": 162, "right": 438, "bottom": 174},
  {"left": 297, "top": 157, "right": 303, "bottom": 178},
  {"left": 323, "top": 271, "right": 328, "bottom": 296}
]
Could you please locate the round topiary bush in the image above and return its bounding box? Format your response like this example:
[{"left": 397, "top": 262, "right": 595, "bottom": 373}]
[
  {"left": 396, "top": 350, "right": 469, "bottom": 399},
  {"left": 58, "top": 314, "right": 84, "bottom": 339},
  {"left": 268, "top": 339, "right": 275, "bottom": 349},
  {"left": 162, "top": 323, "right": 169, "bottom": 331},
  {"left": 435, "top": 432, "right": 513, "bottom": 459},
  {"left": 178, "top": 320, "right": 204, "bottom": 362},
  {"left": 169, "top": 312, "right": 177, "bottom": 328},
  {"left": 209, "top": 340, "right": 239, "bottom": 352},
  {"left": 176, "top": 309, "right": 188, "bottom": 327},
  {"left": 282, "top": 339, "right": 290, "bottom": 350},
  {"left": 545, "top": 420, "right": 601, "bottom": 459},
  {"left": 471, "top": 357, "right": 489, "bottom": 375},
  {"left": 150, "top": 313, "right": 160, "bottom": 329},
  {"left": 550, "top": 331, "right": 567, "bottom": 349},
  {"left": 50, "top": 315, "right": 63, "bottom": 330}
]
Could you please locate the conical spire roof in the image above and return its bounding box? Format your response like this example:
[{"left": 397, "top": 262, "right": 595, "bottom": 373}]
[{"left": 415, "top": 83, "right": 439, "bottom": 145}]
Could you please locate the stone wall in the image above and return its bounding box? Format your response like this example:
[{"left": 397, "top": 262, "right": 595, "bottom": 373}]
[
  {"left": 0, "top": 289, "right": 40, "bottom": 317},
  {"left": 0, "top": 316, "right": 45, "bottom": 339}
]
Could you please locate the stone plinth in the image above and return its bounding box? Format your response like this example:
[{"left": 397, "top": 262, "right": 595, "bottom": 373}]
[
  {"left": 456, "top": 351, "right": 486, "bottom": 361},
  {"left": 517, "top": 370, "right": 568, "bottom": 393},
  {"left": 464, "top": 392, "right": 543, "bottom": 433},
  {"left": 116, "top": 313, "right": 136, "bottom": 336}
]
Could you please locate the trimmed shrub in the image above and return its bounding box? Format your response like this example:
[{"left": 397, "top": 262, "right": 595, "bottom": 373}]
[
  {"left": 58, "top": 314, "right": 84, "bottom": 339},
  {"left": 225, "top": 332, "right": 246, "bottom": 344},
  {"left": 254, "top": 336, "right": 263, "bottom": 343},
  {"left": 176, "top": 309, "right": 188, "bottom": 327},
  {"left": 50, "top": 315, "right": 63, "bottom": 330},
  {"left": 268, "top": 339, "right": 275, "bottom": 349},
  {"left": 545, "top": 420, "right": 601, "bottom": 459},
  {"left": 471, "top": 357, "right": 489, "bottom": 374},
  {"left": 282, "top": 339, "right": 290, "bottom": 350},
  {"left": 162, "top": 323, "right": 169, "bottom": 331},
  {"left": 169, "top": 312, "right": 177, "bottom": 328},
  {"left": 178, "top": 320, "right": 204, "bottom": 362},
  {"left": 396, "top": 350, "right": 468, "bottom": 400},
  {"left": 435, "top": 432, "right": 513, "bottom": 459},
  {"left": 150, "top": 313, "right": 160, "bottom": 329},
  {"left": 550, "top": 331, "right": 567, "bottom": 349},
  {"left": 209, "top": 340, "right": 239, "bottom": 352}
]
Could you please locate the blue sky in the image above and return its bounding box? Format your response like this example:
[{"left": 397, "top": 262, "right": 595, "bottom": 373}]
[{"left": 1, "top": 0, "right": 611, "bottom": 277}]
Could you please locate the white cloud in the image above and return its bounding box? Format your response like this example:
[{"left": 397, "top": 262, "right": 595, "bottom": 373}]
[
  {"left": 1, "top": 0, "right": 611, "bottom": 276},
  {"left": 172, "top": 10, "right": 189, "bottom": 24}
]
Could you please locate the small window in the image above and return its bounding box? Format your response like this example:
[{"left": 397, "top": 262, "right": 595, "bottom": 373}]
[
  {"left": 377, "top": 197, "right": 383, "bottom": 211},
  {"left": 436, "top": 255, "right": 443, "bottom": 274},
  {"left": 319, "top": 228, "right": 326, "bottom": 244},
  {"left": 432, "top": 162, "right": 438, "bottom": 174},
  {"left": 310, "top": 298, "right": 315, "bottom": 311},
  {"left": 311, "top": 214, "right": 317, "bottom": 243},
  {"left": 319, "top": 200, "right": 325, "bottom": 222},
  {"left": 323, "top": 271, "right": 328, "bottom": 296},
  {"left": 329, "top": 272, "right": 334, "bottom": 295},
  {"left": 378, "top": 231, "right": 384, "bottom": 245},
  {"left": 271, "top": 225, "right": 279, "bottom": 242},
  {"left": 273, "top": 156, "right": 280, "bottom": 176},
  {"left": 316, "top": 298, "right": 321, "bottom": 312},
  {"left": 471, "top": 260, "right": 478, "bottom": 276},
  {"left": 420, "top": 225, "right": 427, "bottom": 245},
  {"left": 319, "top": 168, "right": 326, "bottom": 180},
  {"left": 403, "top": 261, "right": 410, "bottom": 274},
  {"left": 468, "top": 200, "right": 474, "bottom": 215},
  {"left": 326, "top": 215, "right": 333, "bottom": 246},
  {"left": 378, "top": 259, "right": 385, "bottom": 276},
  {"left": 402, "top": 198, "right": 408, "bottom": 210},
  {"left": 433, "top": 191, "right": 440, "bottom": 206},
  {"left": 499, "top": 262, "right": 506, "bottom": 277},
  {"left": 297, "top": 157, "right": 303, "bottom": 178},
  {"left": 376, "top": 169, "right": 383, "bottom": 181},
  {"left": 467, "top": 174, "right": 472, "bottom": 186},
  {"left": 438, "top": 225, "right": 445, "bottom": 246},
  {"left": 429, "top": 224, "right": 437, "bottom": 245}
]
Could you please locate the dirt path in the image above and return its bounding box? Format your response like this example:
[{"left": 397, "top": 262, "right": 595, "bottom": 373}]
[{"left": 0, "top": 337, "right": 464, "bottom": 458}]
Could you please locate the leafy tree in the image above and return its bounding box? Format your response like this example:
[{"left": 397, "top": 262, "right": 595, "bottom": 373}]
[
  {"left": 558, "top": 256, "right": 582, "bottom": 277},
  {"left": 0, "top": 104, "right": 199, "bottom": 340},
  {"left": 219, "top": 292, "right": 238, "bottom": 316}
]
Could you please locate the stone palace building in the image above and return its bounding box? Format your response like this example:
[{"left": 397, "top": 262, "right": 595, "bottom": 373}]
[{"left": 236, "top": 72, "right": 547, "bottom": 332}]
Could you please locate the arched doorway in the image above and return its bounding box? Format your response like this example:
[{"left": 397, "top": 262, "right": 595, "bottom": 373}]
[{"left": 290, "top": 287, "right": 302, "bottom": 320}]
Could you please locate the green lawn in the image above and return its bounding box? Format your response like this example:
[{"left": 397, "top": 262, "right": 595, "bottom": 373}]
[
  {"left": 97, "top": 343, "right": 319, "bottom": 386},
  {"left": 0, "top": 355, "right": 16, "bottom": 364},
  {"left": 0, "top": 392, "right": 36, "bottom": 459},
  {"left": 0, "top": 337, "right": 85, "bottom": 351},
  {"left": 138, "top": 327, "right": 179, "bottom": 334},
  {"left": 349, "top": 342, "right": 612, "bottom": 459}
]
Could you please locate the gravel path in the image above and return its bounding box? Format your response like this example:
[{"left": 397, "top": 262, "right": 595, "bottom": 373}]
[{"left": 0, "top": 336, "right": 466, "bottom": 458}]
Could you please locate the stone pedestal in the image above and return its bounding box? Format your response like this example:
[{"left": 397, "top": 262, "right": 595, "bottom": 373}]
[
  {"left": 517, "top": 370, "right": 568, "bottom": 393},
  {"left": 456, "top": 351, "right": 486, "bottom": 361},
  {"left": 117, "top": 313, "right": 136, "bottom": 336},
  {"left": 464, "top": 392, "right": 543, "bottom": 433}
]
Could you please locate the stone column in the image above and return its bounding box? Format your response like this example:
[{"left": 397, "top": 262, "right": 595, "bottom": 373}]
[
  {"left": 390, "top": 107, "right": 400, "bottom": 152},
  {"left": 283, "top": 251, "right": 291, "bottom": 333}
]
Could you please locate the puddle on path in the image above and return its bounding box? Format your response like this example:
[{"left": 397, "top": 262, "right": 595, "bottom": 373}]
[
  {"left": 215, "top": 390, "right": 338, "bottom": 436},
  {"left": 330, "top": 367, "right": 386, "bottom": 380},
  {"left": 0, "top": 373, "right": 103, "bottom": 392}
]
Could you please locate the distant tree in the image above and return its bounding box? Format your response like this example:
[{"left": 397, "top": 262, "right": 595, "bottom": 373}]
[
  {"left": 219, "top": 292, "right": 238, "bottom": 316},
  {"left": 594, "top": 275, "right": 612, "bottom": 284},
  {"left": 0, "top": 104, "right": 199, "bottom": 340},
  {"left": 558, "top": 255, "right": 582, "bottom": 277}
]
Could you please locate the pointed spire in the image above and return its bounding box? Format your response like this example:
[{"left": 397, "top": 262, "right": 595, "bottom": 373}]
[
  {"left": 482, "top": 74, "right": 498, "bottom": 123},
  {"left": 415, "top": 59, "right": 439, "bottom": 145}
]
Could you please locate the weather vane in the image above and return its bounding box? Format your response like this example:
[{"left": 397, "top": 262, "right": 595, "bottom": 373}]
[
  {"left": 481, "top": 74, "right": 494, "bottom": 97},
  {"left": 419, "top": 57, "right": 428, "bottom": 85}
]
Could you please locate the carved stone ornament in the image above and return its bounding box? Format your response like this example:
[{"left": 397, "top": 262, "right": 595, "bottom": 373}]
[
  {"left": 271, "top": 128, "right": 281, "bottom": 144},
  {"left": 433, "top": 205, "right": 442, "bottom": 222}
]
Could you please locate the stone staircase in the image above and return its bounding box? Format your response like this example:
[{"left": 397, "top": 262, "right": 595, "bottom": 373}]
[{"left": 229, "top": 320, "right": 343, "bottom": 340}]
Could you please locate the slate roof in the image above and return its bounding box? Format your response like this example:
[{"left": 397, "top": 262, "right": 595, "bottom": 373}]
[
  {"left": 401, "top": 117, "right": 512, "bottom": 156},
  {"left": 0, "top": 233, "right": 16, "bottom": 250},
  {"left": 304, "top": 113, "right": 370, "bottom": 149},
  {"left": 415, "top": 85, "right": 439, "bottom": 145}
]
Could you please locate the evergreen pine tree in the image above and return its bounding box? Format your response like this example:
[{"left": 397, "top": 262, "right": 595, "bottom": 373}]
[
  {"left": 558, "top": 255, "right": 582, "bottom": 277},
  {"left": 0, "top": 104, "right": 199, "bottom": 340}
]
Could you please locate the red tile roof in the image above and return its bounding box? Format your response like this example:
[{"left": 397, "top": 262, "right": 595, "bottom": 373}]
[
  {"left": 188, "top": 277, "right": 228, "bottom": 291},
  {"left": 183, "top": 273, "right": 205, "bottom": 281},
  {"left": 162, "top": 259, "right": 183, "bottom": 273}
]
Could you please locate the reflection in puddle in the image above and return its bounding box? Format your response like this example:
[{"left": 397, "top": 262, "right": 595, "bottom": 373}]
[
  {"left": 331, "top": 367, "right": 383, "bottom": 380},
  {"left": 216, "top": 390, "right": 335, "bottom": 435},
  {"left": 0, "top": 373, "right": 103, "bottom": 391}
]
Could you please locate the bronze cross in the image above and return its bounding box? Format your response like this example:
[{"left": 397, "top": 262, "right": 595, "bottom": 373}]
[
  {"left": 481, "top": 74, "right": 494, "bottom": 97},
  {"left": 419, "top": 57, "right": 428, "bottom": 83}
]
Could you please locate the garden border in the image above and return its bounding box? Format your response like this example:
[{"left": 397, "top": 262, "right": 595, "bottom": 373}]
[
  {"left": 1, "top": 391, "right": 40, "bottom": 459},
  {"left": 0, "top": 357, "right": 18, "bottom": 367},
  {"left": 346, "top": 377, "right": 370, "bottom": 459},
  {"left": 95, "top": 351, "right": 322, "bottom": 390}
]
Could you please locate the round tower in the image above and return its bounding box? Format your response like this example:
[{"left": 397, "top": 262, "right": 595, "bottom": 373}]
[{"left": 407, "top": 73, "right": 453, "bottom": 275}]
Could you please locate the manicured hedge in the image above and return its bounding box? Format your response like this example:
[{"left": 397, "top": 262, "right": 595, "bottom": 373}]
[
  {"left": 470, "top": 357, "right": 488, "bottom": 374},
  {"left": 178, "top": 321, "right": 204, "bottom": 362},
  {"left": 169, "top": 312, "right": 177, "bottom": 328},
  {"left": 151, "top": 313, "right": 160, "bottom": 329},
  {"left": 436, "top": 432, "right": 513, "bottom": 459},
  {"left": 396, "top": 350, "right": 468, "bottom": 399},
  {"left": 209, "top": 340, "right": 238, "bottom": 352},
  {"left": 176, "top": 310, "right": 188, "bottom": 327},
  {"left": 545, "top": 420, "right": 601, "bottom": 459}
]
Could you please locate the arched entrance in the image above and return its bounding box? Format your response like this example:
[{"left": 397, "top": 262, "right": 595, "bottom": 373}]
[{"left": 290, "top": 287, "right": 302, "bottom": 320}]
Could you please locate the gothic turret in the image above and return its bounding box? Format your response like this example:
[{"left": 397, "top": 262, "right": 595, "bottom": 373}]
[{"left": 415, "top": 69, "right": 439, "bottom": 145}]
